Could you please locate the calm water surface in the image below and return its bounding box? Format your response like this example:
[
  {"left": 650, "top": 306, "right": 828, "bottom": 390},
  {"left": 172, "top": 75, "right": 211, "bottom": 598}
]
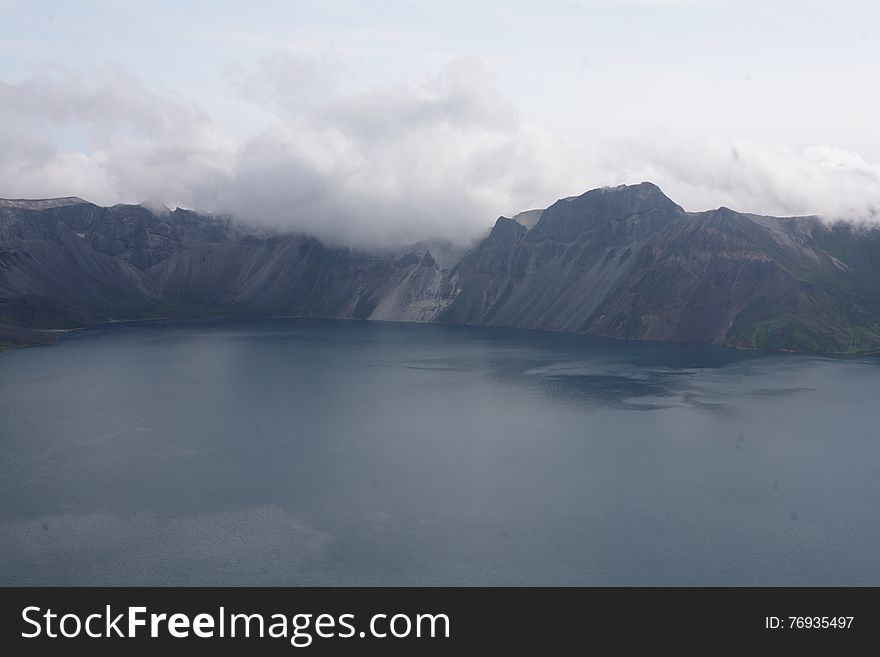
[{"left": 1, "top": 318, "right": 879, "bottom": 585}]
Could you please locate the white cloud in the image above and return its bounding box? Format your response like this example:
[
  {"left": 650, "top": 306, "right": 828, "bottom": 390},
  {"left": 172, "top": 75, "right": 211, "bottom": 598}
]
[
  {"left": 1, "top": 57, "right": 879, "bottom": 248},
  {"left": 598, "top": 136, "right": 880, "bottom": 220},
  {"left": 0, "top": 64, "right": 235, "bottom": 207},
  {"left": 232, "top": 50, "right": 344, "bottom": 116}
]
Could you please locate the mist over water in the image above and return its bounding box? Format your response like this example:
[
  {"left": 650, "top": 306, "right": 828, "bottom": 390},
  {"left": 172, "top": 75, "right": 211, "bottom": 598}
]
[{"left": 1, "top": 319, "right": 879, "bottom": 585}]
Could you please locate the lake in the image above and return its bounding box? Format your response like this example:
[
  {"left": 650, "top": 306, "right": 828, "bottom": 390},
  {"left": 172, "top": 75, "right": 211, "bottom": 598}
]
[{"left": 1, "top": 318, "right": 879, "bottom": 585}]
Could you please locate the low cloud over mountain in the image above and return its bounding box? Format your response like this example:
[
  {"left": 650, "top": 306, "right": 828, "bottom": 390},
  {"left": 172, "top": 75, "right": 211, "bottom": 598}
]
[{"left": 2, "top": 55, "right": 879, "bottom": 248}]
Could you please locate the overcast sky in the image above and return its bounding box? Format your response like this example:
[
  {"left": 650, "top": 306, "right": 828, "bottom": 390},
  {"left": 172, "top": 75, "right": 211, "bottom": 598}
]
[{"left": 1, "top": 0, "right": 879, "bottom": 246}]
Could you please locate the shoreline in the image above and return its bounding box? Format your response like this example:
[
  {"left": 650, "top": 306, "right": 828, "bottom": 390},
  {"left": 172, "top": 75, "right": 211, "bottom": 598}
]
[{"left": 3, "top": 315, "right": 878, "bottom": 358}]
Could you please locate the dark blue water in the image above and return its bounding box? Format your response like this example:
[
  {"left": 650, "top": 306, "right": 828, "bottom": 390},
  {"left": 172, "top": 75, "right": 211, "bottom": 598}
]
[{"left": 1, "top": 318, "right": 879, "bottom": 585}]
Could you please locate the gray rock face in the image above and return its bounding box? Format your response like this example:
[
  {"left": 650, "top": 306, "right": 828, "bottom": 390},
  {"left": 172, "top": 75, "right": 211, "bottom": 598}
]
[
  {"left": 0, "top": 201, "right": 449, "bottom": 334},
  {"left": 3, "top": 183, "right": 880, "bottom": 353}
]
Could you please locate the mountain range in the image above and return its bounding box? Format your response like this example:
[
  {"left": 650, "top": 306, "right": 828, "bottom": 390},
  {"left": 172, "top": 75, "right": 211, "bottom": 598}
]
[{"left": 2, "top": 182, "right": 880, "bottom": 353}]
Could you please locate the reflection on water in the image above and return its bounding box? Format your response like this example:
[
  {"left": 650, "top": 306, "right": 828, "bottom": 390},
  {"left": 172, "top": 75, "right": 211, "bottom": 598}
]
[{"left": 1, "top": 318, "right": 879, "bottom": 585}]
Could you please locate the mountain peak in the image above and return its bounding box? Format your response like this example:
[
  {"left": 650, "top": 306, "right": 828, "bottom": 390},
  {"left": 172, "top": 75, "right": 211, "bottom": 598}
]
[
  {"left": 579, "top": 182, "right": 682, "bottom": 212},
  {"left": 555, "top": 182, "right": 684, "bottom": 219},
  {"left": 528, "top": 182, "right": 683, "bottom": 242},
  {"left": 487, "top": 216, "right": 527, "bottom": 244}
]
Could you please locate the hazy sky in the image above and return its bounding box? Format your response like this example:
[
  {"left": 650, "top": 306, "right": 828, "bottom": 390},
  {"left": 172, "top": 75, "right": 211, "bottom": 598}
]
[{"left": 1, "top": 0, "right": 879, "bottom": 245}]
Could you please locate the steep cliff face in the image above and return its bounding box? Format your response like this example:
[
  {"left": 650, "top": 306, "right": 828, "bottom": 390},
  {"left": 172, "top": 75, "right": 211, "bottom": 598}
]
[
  {"left": 437, "top": 184, "right": 684, "bottom": 332},
  {"left": 0, "top": 199, "right": 448, "bottom": 338},
  {"left": 435, "top": 185, "right": 880, "bottom": 352},
  {"left": 3, "top": 183, "right": 880, "bottom": 353}
]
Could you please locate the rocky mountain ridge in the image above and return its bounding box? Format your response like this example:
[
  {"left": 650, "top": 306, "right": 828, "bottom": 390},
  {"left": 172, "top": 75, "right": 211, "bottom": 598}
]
[{"left": 3, "top": 182, "right": 879, "bottom": 353}]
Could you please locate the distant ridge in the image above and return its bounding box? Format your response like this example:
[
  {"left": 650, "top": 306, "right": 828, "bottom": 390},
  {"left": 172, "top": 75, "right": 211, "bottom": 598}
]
[{"left": 2, "top": 182, "right": 880, "bottom": 353}]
